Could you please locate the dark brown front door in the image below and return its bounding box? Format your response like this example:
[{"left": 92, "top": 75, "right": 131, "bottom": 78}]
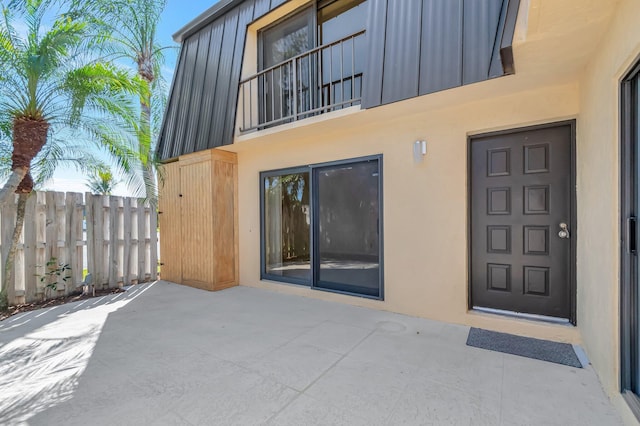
[{"left": 470, "top": 123, "right": 574, "bottom": 320}]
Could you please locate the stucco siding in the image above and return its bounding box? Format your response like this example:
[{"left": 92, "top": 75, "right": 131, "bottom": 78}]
[
  {"left": 578, "top": 0, "right": 640, "bottom": 423},
  {"left": 228, "top": 80, "right": 581, "bottom": 343}
]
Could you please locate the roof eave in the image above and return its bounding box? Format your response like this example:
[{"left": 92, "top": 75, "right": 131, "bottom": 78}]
[{"left": 172, "top": 0, "right": 242, "bottom": 42}]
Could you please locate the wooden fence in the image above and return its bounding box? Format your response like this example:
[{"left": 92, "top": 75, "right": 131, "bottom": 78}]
[{"left": 1, "top": 192, "right": 158, "bottom": 305}]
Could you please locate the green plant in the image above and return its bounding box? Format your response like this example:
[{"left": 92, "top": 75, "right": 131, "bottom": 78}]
[
  {"left": 87, "top": 166, "right": 118, "bottom": 195},
  {"left": 0, "top": 291, "right": 7, "bottom": 311},
  {"left": 37, "top": 257, "right": 72, "bottom": 299}
]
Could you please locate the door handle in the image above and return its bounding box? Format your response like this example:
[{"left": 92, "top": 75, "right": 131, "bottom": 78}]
[
  {"left": 558, "top": 222, "right": 570, "bottom": 239},
  {"left": 629, "top": 217, "right": 637, "bottom": 254}
]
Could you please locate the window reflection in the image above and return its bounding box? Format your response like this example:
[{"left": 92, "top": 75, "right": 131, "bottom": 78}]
[
  {"left": 316, "top": 160, "right": 380, "bottom": 297},
  {"left": 264, "top": 172, "right": 311, "bottom": 281}
]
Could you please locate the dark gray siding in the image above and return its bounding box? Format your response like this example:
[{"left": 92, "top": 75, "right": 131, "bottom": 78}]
[
  {"left": 157, "top": 0, "right": 280, "bottom": 160},
  {"left": 223, "top": 1, "right": 256, "bottom": 146},
  {"left": 158, "top": 0, "right": 519, "bottom": 160},
  {"left": 419, "top": 0, "right": 463, "bottom": 95},
  {"left": 195, "top": 19, "right": 224, "bottom": 153},
  {"left": 363, "top": 0, "right": 510, "bottom": 107},
  {"left": 209, "top": 8, "right": 240, "bottom": 151},
  {"left": 183, "top": 28, "right": 211, "bottom": 154},
  {"left": 462, "top": 0, "right": 502, "bottom": 85},
  {"left": 361, "top": 0, "right": 387, "bottom": 108},
  {"left": 381, "top": 0, "right": 422, "bottom": 104}
]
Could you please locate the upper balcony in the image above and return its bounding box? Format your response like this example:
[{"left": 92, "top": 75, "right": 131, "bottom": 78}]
[
  {"left": 157, "top": 0, "right": 522, "bottom": 161},
  {"left": 237, "top": 0, "right": 368, "bottom": 133},
  {"left": 238, "top": 29, "right": 365, "bottom": 133}
]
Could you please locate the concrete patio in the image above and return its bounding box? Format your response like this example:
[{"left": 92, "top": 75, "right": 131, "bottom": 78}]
[{"left": 0, "top": 281, "right": 621, "bottom": 425}]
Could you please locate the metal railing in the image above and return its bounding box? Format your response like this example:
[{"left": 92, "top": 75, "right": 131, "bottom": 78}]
[{"left": 238, "top": 30, "right": 365, "bottom": 133}]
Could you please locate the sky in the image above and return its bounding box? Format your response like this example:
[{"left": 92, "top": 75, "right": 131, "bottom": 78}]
[{"left": 42, "top": 1, "right": 218, "bottom": 196}]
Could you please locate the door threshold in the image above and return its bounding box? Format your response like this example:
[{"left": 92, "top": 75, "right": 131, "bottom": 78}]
[{"left": 472, "top": 306, "right": 572, "bottom": 325}]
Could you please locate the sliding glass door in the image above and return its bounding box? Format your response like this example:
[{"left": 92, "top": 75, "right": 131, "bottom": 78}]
[
  {"left": 260, "top": 156, "right": 383, "bottom": 299},
  {"left": 313, "top": 159, "right": 381, "bottom": 297},
  {"left": 262, "top": 169, "right": 311, "bottom": 283}
]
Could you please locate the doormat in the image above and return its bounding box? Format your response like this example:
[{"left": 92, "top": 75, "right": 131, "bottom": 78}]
[{"left": 466, "top": 328, "right": 582, "bottom": 368}]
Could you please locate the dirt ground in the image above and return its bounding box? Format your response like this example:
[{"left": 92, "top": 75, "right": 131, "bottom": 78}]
[{"left": 0, "top": 287, "right": 125, "bottom": 321}]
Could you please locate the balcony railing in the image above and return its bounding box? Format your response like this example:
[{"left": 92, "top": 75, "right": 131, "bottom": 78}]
[{"left": 238, "top": 30, "right": 365, "bottom": 133}]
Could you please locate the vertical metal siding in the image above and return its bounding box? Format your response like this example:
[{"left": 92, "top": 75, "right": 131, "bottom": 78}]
[
  {"left": 158, "top": 0, "right": 517, "bottom": 160},
  {"left": 194, "top": 19, "right": 225, "bottom": 153},
  {"left": 223, "top": 1, "right": 256, "bottom": 146},
  {"left": 419, "top": 0, "right": 463, "bottom": 95},
  {"left": 381, "top": 0, "right": 422, "bottom": 104},
  {"left": 183, "top": 26, "right": 213, "bottom": 155},
  {"left": 361, "top": 0, "right": 387, "bottom": 108},
  {"left": 157, "top": 44, "right": 186, "bottom": 160},
  {"left": 462, "top": 0, "right": 502, "bottom": 85},
  {"left": 488, "top": 0, "right": 508, "bottom": 78},
  {"left": 253, "top": 0, "right": 272, "bottom": 19},
  {"left": 170, "top": 36, "right": 200, "bottom": 157},
  {"left": 270, "top": 0, "right": 287, "bottom": 10},
  {"left": 208, "top": 9, "right": 240, "bottom": 148}
]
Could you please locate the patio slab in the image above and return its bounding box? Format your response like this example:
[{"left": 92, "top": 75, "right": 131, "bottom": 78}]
[{"left": 0, "top": 281, "right": 622, "bottom": 425}]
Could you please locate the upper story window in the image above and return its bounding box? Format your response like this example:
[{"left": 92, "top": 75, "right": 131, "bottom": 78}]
[{"left": 239, "top": 0, "right": 368, "bottom": 132}]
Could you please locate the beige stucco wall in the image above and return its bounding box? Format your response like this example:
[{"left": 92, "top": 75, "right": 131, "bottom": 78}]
[
  {"left": 226, "top": 79, "right": 581, "bottom": 344},
  {"left": 577, "top": 0, "right": 640, "bottom": 423},
  {"left": 220, "top": 0, "right": 640, "bottom": 421}
]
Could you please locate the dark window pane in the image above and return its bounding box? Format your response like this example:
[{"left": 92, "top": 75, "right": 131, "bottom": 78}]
[
  {"left": 318, "top": 0, "right": 367, "bottom": 44},
  {"left": 318, "top": 0, "right": 367, "bottom": 111},
  {"left": 264, "top": 172, "right": 311, "bottom": 282},
  {"left": 315, "top": 160, "right": 380, "bottom": 297},
  {"left": 260, "top": 9, "right": 313, "bottom": 125},
  {"left": 262, "top": 10, "right": 313, "bottom": 68}
]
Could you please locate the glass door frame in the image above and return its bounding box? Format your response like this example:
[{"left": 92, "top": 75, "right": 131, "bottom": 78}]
[
  {"left": 259, "top": 154, "right": 384, "bottom": 300},
  {"left": 311, "top": 156, "right": 384, "bottom": 300},
  {"left": 621, "top": 58, "right": 640, "bottom": 417}
]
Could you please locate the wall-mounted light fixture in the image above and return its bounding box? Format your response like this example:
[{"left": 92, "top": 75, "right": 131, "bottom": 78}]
[{"left": 413, "top": 140, "right": 427, "bottom": 163}]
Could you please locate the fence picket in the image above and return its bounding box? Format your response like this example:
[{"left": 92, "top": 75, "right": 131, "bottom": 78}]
[
  {"left": 108, "top": 196, "right": 118, "bottom": 288},
  {"left": 150, "top": 206, "right": 158, "bottom": 281},
  {"left": 2, "top": 196, "right": 16, "bottom": 303},
  {"left": 94, "top": 195, "right": 105, "bottom": 288},
  {"left": 85, "top": 193, "right": 95, "bottom": 289},
  {"left": 23, "top": 194, "right": 37, "bottom": 302},
  {"left": 66, "top": 193, "right": 82, "bottom": 291},
  {"left": 123, "top": 198, "right": 132, "bottom": 286},
  {"left": 44, "top": 192, "right": 55, "bottom": 291},
  {"left": 137, "top": 202, "right": 146, "bottom": 283}
]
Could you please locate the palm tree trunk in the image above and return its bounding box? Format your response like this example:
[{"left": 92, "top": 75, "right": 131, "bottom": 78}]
[
  {"left": 142, "top": 161, "right": 156, "bottom": 206},
  {"left": 140, "top": 88, "right": 157, "bottom": 206},
  {"left": 0, "top": 167, "right": 29, "bottom": 206},
  {"left": 0, "top": 118, "right": 49, "bottom": 307},
  {"left": 2, "top": 192, "right": 29, "bottom": 305}
]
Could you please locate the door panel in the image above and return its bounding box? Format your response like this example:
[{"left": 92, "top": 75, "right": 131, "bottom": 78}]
[
  {"left": 621, "top": 64, "right": 640, "bottom": 396},
  {"left": 470, "top": 124, "right": 572, "bottom": 319},
  {"left": 180, "top": 161, "right": 214, "bottom": 289},
  {"left": 313, "top": 159, "right": 381, "bottom": 298},
  {"left": 158, "top": 162, "right": 182, "bottom": 283}
]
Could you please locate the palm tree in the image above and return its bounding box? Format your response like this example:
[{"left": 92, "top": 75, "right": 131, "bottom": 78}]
[
  {"left": 0, "top": 0, "right": 143, "bottom": 307},
  {"left": 87, "top": 166, "right": 118, "bottom": 195},
  {"left": 95, "top": 0, "right": 174, "bottom": 206}
]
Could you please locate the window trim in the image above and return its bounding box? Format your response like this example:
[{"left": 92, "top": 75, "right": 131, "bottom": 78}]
[
  {"left": 259, "top": 154, "right": 384, "bottom": 300},
  {"left": 259, "top": 165, "right": 312, "bottom": 287},
  {"left": 258, "top": 5, "right": 316, "bottom": 73}
]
